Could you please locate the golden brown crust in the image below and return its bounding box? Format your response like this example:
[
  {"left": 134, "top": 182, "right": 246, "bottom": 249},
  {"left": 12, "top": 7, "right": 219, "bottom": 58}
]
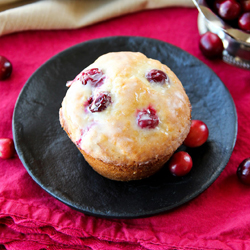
[{"left": 81, "top": 149, "right": 173, "bottom": 181}]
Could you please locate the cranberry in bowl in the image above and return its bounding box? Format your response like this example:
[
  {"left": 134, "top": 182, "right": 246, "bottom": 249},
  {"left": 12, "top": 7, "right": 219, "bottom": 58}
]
[{"left": 193, "top": 0, "right": 250, "bottom": 69}]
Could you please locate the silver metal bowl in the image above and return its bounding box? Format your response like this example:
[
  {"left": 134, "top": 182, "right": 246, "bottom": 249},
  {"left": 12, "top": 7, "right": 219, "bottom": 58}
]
[{"left": 193, "top": 0, "right": 250, "bottom": 70}]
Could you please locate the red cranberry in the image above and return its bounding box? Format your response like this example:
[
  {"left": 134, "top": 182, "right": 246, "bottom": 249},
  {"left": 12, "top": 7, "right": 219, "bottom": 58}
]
[
  {"left": 80, "top": 68, "right": 105, "bottom": 87},
  {"left": 184, "top": 120, "right": 209, "bottom": 148},
  {"left": 199, "top": 32, "right": 224, "bottom": 59},
  {"left": 238, "top": 12, "right": 250, "bottom": 32},
  {"left": 168, "top": 151, "right": 193, "bottom": 177},
  {"left": 239, "top": 0, "right": 250, "bottom": 12},
  {"left": 214, "top": 0, "right": 241, "bottom": 20},
  {"left": 0, "top": 138, "right": 15, "bottom": 159},
  {"left": 137, "top": 106, "right": 159, "bottom": 129},
  {"left": 146, "top": 69, "right": 169, "bottom": 84},
  {"left": 88, "top": 92, "right": 111, "bottom": 112},
  {"left": 237, "top": 158, "right": 250, "bottom": 185},
  {"left": 0, "top": 56, "right": 12, "bottom": 80}
]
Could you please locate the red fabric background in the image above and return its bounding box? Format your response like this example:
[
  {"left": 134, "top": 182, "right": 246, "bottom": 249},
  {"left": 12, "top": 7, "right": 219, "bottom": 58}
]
[{"left": 0, "top": 7, "right": 250, "bottom": 250}]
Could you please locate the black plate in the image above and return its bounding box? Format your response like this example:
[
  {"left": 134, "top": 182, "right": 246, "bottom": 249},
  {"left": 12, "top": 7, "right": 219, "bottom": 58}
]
[{"left": 12, "top": 36, "right": 237, "bottom": 218}]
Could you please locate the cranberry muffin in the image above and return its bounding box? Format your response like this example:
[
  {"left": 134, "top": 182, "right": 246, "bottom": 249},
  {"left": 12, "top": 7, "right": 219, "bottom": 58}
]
[{"left": 59, "top": 52, "right": 191, "bottom": 181}]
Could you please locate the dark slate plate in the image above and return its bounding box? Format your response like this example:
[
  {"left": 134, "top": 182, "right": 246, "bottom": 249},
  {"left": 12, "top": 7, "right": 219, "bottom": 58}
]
[{"left": 12, "top": 36, "right": 237, "bottom": 218}]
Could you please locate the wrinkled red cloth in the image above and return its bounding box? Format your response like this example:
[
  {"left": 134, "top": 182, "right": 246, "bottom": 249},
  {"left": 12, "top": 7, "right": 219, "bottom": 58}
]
[{"left": 1, "top": 7, "right": 250, "bottom": 250}]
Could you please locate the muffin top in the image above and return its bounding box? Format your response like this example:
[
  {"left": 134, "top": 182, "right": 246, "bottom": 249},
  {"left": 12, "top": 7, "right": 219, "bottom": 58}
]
[{"left": 60, "top": 52, "right": 191, "bottom": 165}]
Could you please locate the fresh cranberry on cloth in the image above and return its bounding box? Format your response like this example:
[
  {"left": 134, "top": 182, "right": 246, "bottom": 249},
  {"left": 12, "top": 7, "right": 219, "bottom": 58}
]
[{"left": 1, "top": 7, "right": 250, "bottom": 250}]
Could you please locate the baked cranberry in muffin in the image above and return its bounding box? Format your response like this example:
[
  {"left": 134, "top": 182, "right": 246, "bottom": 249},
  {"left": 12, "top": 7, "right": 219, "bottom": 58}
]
[
  {"left": 136, "top": 106, "right": 159, "bottom": 129},
  {"left": 59, "top": 52, "right": 191, "bottom": 181},
  {"left": 80, "top": 68, "right": 105, "bottom": 87},
  {"left": 146, "top": 69, "right": 169, "bottom": 84}
]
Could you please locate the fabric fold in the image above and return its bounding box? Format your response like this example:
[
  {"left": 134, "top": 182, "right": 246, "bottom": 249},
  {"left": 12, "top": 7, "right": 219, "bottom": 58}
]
[{"left": 0, "top": 0, "right": 194, "bottom": 36}]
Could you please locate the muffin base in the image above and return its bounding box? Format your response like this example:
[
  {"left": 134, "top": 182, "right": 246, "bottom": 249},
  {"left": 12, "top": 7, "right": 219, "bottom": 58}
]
[
  {"left": 81, "top": 149, "right": 173, "bottom": 181},
  {"left": 59, "top": 108, "right": 191, "bottom": 181},
  {"left": 60, "top": 109, "right": 171, "bottom": 181}
]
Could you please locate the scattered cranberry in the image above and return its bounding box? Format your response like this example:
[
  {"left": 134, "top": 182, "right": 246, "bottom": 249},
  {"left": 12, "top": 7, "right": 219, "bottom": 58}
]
[
  {"left": 136, "top": 106, "right": 159, "bottom": 129},
  {"left": 214, "top": 0, "right": 241, "bottom": 20},
  {"left": 184, "top": 120, "right": 209, "bottom": 148},
  {"left": 237, "top": 158, "right": 250, "bottom": 185},
  {"left": 199, "top": 32, "right": 224, "bottom": 59},
  {"left": 168, "top": 151, "right": 193, "bottom": 177},
  {"left": 240, "top": 0, "right": 250, "bottom": 12},
  {"left": 146, "top": 69, "right": 169, "bottom": 85},
  {"left": 238, "top": 12, "right": 250, "bottom": 32},
  {"left": 80, "top": 68, "right": 105, "bottom": 87},
  {"left": 0, "top": 56, "right": 12, "bottom": 80},
  {"left": 0, "top": 138, "right": 15, "bottom": 159},
  {"left": 88, "top": 92, "right": 111, "bottom": 112}
]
